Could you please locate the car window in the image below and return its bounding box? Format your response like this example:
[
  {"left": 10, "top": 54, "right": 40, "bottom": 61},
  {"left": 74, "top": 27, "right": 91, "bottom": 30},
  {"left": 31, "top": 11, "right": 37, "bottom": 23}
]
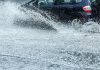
[
  {"left": 54, "top": 0, "right": 72, "bottom": 3},
  {"left": 45, "top": 0, "right": 82, "bottom": 4},
  {"left": 75, "top": 0, "right": 82, "bottom": 3},
  {"left": 38, "top": 0, "right": 46, "bottom": 3},
  {"left": 47, "top": 0, "right": 54, "bottom": 3},
  {"left": 64, "top": 0, "right": 82, "bottom": 3},
  {"left": 55, "top": 0, "right": 82, "bottom": 3},
  {"left": 90, "top": 0, "right": 95, "bottom": 2},
  {"left": 64, "top": 0, "right": 71, "bottom": 3}
]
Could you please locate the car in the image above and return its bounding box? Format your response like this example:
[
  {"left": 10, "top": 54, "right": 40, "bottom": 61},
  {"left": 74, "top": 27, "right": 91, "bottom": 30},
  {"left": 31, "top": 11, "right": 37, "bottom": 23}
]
[{"left": 22, "top": 0, "right": 100, "bottom": 21}]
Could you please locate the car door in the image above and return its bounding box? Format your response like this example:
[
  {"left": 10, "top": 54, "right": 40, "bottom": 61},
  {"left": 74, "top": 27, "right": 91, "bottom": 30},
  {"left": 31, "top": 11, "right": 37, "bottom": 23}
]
[
  {"left": 72, "top": 0, "right": 84, "bottom": 12},
  {"left": 58, "top": 0, "right": 74, "bottom": 9},
  {"left": 56, "top": 0, "right": 73, "bottom": 19},
  {"left": 57, "top": 0, "right": 76, "bottom": 15}
]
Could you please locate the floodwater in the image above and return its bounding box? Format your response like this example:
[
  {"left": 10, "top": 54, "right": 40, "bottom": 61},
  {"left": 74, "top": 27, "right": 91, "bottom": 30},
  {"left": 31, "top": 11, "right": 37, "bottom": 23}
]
[{"left": 0, "top": 0, "right": 100, "bottom": 70}]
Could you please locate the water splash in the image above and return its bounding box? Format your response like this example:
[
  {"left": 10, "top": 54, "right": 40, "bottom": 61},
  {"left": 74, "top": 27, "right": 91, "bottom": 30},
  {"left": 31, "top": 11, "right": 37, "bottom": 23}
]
[
  {"left": 70, "top": 19, "right": 100, "bottom": 33},
  {"left": 0, "top": 1, "right": 61, "bottom": 31},
  {"left": 80, "top": 21, "right": 100, "bottom": 33},
  {"left": 0, "top": 1, "right": 22, "bottom": 25},
  {"left": 1, "top": 1, "right": 100, "bottom": 33},
  {"left": 1, "top": 1, "right": 100, "bottom": 70},
  {"left": 14, "top": 7, "right": 58, "bottom": 30}
]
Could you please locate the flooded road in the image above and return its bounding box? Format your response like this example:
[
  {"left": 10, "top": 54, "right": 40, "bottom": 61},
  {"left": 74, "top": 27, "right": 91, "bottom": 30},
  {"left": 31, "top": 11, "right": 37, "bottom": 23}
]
[{"left": 0, "top": 1, "right": 100, "bottom": 70}]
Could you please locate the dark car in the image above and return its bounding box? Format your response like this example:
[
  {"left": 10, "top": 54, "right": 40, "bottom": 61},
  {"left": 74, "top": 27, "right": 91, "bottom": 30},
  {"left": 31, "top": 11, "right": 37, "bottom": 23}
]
[{"left": 23, "top": 0, "right": 100, "bottom": 21}]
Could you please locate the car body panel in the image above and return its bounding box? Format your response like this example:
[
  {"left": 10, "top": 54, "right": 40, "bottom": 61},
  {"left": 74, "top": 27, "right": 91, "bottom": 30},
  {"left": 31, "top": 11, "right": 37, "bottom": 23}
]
[{"left": 24, "top": 0, "right": 100, "bottom": 20}]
